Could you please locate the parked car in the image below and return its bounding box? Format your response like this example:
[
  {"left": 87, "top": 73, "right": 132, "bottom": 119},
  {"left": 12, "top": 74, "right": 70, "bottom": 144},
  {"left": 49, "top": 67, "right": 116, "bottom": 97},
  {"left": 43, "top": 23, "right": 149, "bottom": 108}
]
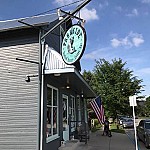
[
  {"left": 119, "top": 117, "right": 125, "bottom": 125},
  {"left": 122, "top": 118, "right": 134, "bottom": 128},
  {"left": 119, "top": 117, "right": 129, "bottom": 125},
  {"left": 137, "top": 119, "right": 150, "bottom": 148}
]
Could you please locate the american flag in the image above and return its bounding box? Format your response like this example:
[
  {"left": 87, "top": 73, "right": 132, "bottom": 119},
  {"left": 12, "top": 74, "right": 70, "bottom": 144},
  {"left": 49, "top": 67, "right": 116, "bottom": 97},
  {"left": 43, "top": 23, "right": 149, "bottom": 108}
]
[{"left": 90, "top": 96, "right": 105, "bottom": 124}]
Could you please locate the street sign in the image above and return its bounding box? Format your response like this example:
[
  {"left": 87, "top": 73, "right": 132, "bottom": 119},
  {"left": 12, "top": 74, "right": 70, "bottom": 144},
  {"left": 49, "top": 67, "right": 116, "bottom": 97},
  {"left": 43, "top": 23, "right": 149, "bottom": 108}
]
[{"left": 129, "top": 95, "right": 137, "bottom": 106}]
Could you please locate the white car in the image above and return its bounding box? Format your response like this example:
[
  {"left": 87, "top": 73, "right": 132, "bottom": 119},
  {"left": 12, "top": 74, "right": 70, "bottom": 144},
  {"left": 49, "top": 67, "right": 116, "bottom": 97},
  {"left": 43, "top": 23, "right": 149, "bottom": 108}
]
[
  {"left": 122, "top": 118, "right": 134, "bottom": 128},
  {"left": 119, "top": 117, "right": 127, "bottom": 125}
]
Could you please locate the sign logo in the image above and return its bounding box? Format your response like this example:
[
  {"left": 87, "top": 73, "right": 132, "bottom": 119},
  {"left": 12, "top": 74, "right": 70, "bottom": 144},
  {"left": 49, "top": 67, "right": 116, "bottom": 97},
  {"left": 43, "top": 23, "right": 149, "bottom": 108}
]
[{"left": 61, "top": 24, "right": 86, "bottom": 65}]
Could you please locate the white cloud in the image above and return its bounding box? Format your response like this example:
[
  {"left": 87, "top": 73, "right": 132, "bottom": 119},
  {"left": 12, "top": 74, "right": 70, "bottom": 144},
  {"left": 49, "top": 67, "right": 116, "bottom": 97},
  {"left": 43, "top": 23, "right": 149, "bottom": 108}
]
[
  {"left": 83, "top": 47, "right": 111, "bottom": 60},
  {"left": 111, "top": 39, "right": 121, "bottom": 47},
  {"left": 126, "top": 8, "right": 139, "bottom": 17},
  {"left": 54, "top": 0, "right": 74, "bottom": 6},
  {"left": 80, "top": 7, "right": 99, "bottom": 22},
  {"left": 132, "top": 37, "right": 144, "bottom": 47},
  {"left": 54, "top": 0, "right": 99, "bottom": 22},
  {"left": 129, "top": 32, "right": 144, "bottom": 47},
  {"left": 111, "top": 32, "right": 144, "bottom": 48}
]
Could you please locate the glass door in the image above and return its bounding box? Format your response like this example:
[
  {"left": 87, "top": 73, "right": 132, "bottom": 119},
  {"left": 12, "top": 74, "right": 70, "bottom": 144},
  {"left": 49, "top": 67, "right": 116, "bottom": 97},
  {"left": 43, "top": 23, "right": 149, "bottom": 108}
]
[{"left": 62, "top": 94, "right": 69, "bottom": 141}]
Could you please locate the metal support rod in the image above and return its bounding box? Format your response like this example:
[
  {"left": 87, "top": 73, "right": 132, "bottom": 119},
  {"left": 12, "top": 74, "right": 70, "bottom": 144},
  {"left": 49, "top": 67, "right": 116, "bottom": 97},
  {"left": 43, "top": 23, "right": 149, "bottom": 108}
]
[
  {"left": 16, "top": 58, "right": 40, "bottom": 64},
  {"left": 59, "top": 9, "right": 85, "bottom": 22},
  {"left": 18, "top": 20, "right": 41, "bottom": 30},
  {"left": 18, "top": 20, "right": 60, "bottom": 36},
  {"left": 27, "top": 74, "right": 38, "bottom": 77},
  {"left": 41, "top": 0, "right": 91, "bottom": 40},
  {"left": 39, "top": 40, "right": 45, "bottom": 150},
  {"left": 38, "top": 28, "right": 45, "bottom": 150}
]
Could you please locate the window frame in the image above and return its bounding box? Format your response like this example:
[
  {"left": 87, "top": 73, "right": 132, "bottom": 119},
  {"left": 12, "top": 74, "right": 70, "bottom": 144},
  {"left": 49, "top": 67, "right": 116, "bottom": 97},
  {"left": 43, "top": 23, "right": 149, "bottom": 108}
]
[
  {"left": 77, "top": 96, "right": 82, "bottom": 126},
  {"left": 70, "top": 95, "right": 76, "bottom": 132},
  {"left": 46, "top": 84, "right": 59, "bottom": 143}
]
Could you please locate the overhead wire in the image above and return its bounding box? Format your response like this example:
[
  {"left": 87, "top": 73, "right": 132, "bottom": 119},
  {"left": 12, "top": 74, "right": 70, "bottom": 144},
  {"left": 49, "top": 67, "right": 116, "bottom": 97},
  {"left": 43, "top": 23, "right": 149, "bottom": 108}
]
[
  {"left": 18, "top": 0, "right": 85, "bottom": 52},
  {"left": 33, "top": 0, "right": 84, "bottom": 17},
  {"left": 18, "top": 0, "right": 84, "bottom": 27},
  {"left": 19, "top": 0, "right": 84, "bottom": 34}
]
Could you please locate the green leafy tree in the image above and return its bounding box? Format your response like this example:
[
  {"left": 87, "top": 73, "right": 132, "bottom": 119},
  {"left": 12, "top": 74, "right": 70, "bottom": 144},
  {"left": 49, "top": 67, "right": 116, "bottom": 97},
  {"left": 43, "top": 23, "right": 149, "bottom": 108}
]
[
  {"left": 82, "top": 70, "right": 94, "bottom": 86},
  {"left": 83, "top": 58, "right": 143, "bottom": 119},
  {"left": 144, "top": 96, "right": 150, "bottom": 116},
  {"left": 83, "top": 70, "right": 96, "bottom": 119}
]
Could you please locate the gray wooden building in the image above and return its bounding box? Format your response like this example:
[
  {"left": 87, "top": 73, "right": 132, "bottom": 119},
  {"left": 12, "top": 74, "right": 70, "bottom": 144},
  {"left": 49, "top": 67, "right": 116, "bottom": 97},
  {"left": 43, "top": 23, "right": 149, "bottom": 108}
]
[{"left": 0, "top": 13, "right": 96, "bottom": 150}]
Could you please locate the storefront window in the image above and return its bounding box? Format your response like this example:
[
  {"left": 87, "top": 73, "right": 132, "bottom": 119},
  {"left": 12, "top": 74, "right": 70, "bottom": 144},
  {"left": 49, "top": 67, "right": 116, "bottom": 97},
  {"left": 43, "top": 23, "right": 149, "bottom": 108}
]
[
  {"left": 63, "top": 95, "right": 68, "bottom": 131},
  {"left": 46, "top": 85, "right": 58, "bottom": 140},
  {"left": 70, "top": 95, "right": 76, "bottom": 131}
]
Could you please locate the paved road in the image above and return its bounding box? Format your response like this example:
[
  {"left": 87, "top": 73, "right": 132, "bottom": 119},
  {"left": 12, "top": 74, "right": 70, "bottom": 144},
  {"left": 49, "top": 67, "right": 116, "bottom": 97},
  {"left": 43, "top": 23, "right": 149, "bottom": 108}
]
[
  {"left": 125, "top": 118, "right": 148, "bottom": 150},
  {"left": 125, "top": 129, "right": 148, "bottom": 150}
]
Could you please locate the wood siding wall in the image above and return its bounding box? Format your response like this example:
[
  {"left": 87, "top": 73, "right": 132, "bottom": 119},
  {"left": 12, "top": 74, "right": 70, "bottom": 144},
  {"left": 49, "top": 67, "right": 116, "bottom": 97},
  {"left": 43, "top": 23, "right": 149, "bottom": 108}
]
[{"left": 0, "top": 31, "right": 39, "bottom": 150}]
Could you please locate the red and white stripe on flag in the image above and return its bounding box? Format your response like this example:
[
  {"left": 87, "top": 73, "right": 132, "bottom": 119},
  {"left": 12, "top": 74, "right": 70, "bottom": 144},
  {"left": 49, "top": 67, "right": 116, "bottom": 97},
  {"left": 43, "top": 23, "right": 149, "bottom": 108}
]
[{"left": 90, "top": 96, "right": 105, "bottom": 124}]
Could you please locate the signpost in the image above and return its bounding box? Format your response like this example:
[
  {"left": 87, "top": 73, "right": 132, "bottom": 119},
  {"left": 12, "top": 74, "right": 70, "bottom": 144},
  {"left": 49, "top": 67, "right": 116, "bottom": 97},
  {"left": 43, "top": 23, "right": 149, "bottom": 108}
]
[{"left": 129, "top": 95, "right": 138, "bottom": 150}]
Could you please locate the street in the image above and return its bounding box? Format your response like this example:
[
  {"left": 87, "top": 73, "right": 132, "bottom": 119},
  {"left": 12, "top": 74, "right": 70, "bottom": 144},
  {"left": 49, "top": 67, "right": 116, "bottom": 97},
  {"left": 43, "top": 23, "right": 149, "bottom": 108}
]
[
  {"left": 123, "top": 118, "right": 148, "bottom": 150},
  {"left": 125, "top": 128, "right": 148, "bottom": 150}
]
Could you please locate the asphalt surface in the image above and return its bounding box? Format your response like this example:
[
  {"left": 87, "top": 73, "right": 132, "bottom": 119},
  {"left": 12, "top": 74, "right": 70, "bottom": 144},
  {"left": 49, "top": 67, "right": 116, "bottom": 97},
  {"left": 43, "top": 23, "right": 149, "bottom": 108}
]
[
  {"left": 59, "top": 130, "right": 136, "bottom": 150},
  {"left": 126, "top": 129, "right": 148, "bottom": 150}
]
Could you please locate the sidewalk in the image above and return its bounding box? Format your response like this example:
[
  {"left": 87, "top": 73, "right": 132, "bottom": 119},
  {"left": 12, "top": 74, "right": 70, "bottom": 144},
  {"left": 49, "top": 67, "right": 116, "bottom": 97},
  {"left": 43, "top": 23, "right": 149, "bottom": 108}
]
[{"left": 59, "top": 130, "right": 135, "bottom": 150}]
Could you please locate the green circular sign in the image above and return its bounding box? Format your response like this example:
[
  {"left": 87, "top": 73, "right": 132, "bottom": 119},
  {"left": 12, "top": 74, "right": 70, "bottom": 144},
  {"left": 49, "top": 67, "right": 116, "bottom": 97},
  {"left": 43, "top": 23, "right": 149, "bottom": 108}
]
[{"left": 61, "top": 24, "right": 86, "bottom": 65}]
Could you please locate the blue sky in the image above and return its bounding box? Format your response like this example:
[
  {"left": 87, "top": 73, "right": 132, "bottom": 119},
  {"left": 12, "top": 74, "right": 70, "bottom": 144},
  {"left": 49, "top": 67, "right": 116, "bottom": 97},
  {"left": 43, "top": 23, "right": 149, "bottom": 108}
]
[{"left": 0, "top": 0, "right": 150, "bottom": 97}]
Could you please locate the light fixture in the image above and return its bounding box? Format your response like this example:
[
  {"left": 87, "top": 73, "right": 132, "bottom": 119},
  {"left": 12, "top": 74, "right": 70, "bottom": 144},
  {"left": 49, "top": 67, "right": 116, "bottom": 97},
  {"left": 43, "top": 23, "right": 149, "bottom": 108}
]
[
  {"left": 25, "top": 76, "right": 30, "bottom": 82},
  {"left": 54, "top": 73, "right": 61, "bottom": 77},
  {"left": 25, "top": 74, "right": 38, "bottom": 82},
  {"left": 66, "top": 85, "right": 70, "bottom": 89}
]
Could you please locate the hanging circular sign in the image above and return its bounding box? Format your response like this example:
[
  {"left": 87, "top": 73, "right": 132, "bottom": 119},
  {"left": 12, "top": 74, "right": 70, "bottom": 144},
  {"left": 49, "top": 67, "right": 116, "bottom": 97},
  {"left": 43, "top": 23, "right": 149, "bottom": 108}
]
[{"left": 61, "top": 24, "right": 86, "bottom": 65}]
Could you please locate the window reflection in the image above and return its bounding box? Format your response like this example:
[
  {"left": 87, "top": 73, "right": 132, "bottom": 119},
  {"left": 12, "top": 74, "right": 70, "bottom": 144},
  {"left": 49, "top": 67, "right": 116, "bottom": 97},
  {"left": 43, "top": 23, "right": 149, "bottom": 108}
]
[{"left": 63, "top": 98, "right": 67, "bottom": 131}]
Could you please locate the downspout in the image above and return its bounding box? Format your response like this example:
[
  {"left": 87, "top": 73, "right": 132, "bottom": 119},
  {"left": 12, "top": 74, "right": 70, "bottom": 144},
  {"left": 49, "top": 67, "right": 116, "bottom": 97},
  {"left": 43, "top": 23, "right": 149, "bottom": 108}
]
[{"left": 38, "top": 29, "right": 45, "bottom": 150}]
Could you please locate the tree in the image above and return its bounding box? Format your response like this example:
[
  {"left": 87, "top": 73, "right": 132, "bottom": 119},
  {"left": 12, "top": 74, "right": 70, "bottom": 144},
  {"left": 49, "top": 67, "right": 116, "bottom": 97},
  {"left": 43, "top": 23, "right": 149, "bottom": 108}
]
[
  {"left": 144, "top": 96, "right": 150, "bottom": 116},
  {"left": 83, "top": 70, "right": 97, "bottom": 119},
  {"left": 83, "top": 58, "right": 143, "bottom": 119},
  {"left": 82, "top": 70, "right": 94, "bottom": 86}
]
